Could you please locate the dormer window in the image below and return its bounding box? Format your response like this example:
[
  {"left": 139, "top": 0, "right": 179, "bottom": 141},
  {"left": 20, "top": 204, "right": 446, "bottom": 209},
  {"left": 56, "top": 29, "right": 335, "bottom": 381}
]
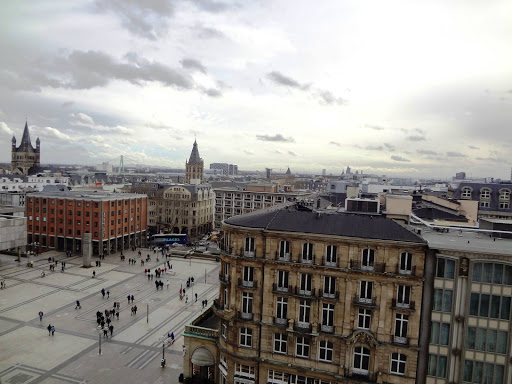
[
  {"left": 480, "top": 188, "right": 491, "bottom": 199},
  {"left": 461, "top": 187, "right": 472, "bottom": 199}
]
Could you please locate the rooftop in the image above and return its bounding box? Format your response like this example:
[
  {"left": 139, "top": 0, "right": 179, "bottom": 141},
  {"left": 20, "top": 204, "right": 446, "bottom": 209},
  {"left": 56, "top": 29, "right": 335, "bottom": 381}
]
[
  {"left": 27, "top": 191, "right": 146, "bottom": 200},
  {"left": 419, "top": 228, "right": 512, "bottom": 256},
  {"left": 225, "top": 208, "right": 425, "bottom": 244}
]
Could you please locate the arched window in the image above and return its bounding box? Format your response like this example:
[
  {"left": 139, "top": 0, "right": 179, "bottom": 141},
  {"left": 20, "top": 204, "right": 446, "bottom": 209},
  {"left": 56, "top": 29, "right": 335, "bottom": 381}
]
[
  {"left": 461, "top": 187, "right": 472, "bottom": 199},
  {"left": 353, "top": 346, "right": 370, "bottom": 375}
]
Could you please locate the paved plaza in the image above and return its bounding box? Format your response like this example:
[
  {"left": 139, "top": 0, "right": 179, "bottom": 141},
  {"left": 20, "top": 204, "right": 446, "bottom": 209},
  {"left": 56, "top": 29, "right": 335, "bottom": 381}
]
[{"left": 0, "top": 249, "right": 220, "bottom": 384}]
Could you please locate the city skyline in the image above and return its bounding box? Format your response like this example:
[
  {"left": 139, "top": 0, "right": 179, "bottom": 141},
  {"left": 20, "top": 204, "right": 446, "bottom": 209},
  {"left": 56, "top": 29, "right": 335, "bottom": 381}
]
[{"left": 1, "top": 1, "right": 511, "bottom": 178}]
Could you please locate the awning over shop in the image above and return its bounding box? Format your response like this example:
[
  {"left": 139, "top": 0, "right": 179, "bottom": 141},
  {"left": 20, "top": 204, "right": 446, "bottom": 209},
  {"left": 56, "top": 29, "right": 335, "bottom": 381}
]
[{"left": 191, "top": 348, "right": 215, "bottom": 366}]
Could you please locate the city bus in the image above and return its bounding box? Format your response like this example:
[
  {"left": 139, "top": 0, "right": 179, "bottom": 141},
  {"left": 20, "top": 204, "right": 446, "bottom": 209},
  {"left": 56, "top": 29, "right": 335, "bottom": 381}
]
[{"left": 150, "top": 233, "right": 188, "bottom": 246}]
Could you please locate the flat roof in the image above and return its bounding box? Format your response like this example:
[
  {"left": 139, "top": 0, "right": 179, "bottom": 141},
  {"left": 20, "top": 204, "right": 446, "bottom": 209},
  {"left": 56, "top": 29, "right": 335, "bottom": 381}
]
[
  {"left": 420, "top": 229, "right": 512, "bottom": 256},
  {"left": 27, "top": 191, "right": 146, "bottom": 200},
  {"left": 480, "top": 218, "right": 512, "bottom": 225}
]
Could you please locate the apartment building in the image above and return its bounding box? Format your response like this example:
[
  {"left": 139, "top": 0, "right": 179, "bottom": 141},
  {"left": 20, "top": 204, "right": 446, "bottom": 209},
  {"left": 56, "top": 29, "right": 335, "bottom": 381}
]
[
  {"left": 213, "top": 185, "right": 313, "bottom": 228},
  {"left": 184, "top": 207, "right": 427, "bottom": 384},
  {"left": 420, "top": 229, "right": 512, "bottom": 384},
  {"left": 26, "top": 191, "right": 147, "bottom": 255}
]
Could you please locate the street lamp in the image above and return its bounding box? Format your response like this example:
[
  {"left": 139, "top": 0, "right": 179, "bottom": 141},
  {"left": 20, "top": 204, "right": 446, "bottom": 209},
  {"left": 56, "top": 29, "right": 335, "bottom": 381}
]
[
  {"left": 158, "top": 335, "right": 173, "bottom": 367},
  {"left": 97, "top": 326, "right": 102, "bottom": 355}
]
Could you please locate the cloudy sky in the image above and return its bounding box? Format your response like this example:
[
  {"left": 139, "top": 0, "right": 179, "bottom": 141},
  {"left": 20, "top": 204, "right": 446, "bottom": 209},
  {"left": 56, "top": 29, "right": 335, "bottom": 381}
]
[{"left": 1, "top": 0, "right": 511, "bottom": 178}]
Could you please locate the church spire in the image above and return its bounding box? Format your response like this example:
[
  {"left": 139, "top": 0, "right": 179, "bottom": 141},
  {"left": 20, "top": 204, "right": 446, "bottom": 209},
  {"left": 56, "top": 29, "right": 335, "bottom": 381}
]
[
  {"left": 20, "top": 121, "right": 33, "bottom": 149},
  {"left": 188, "top": 139, "right": 202, "bottom": 164}
]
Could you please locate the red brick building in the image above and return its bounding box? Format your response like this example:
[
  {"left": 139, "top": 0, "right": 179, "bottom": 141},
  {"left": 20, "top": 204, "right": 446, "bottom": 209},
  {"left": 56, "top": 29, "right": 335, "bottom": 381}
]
[{"left": 26, "top": 191, "right": 147, "bottom": 255}]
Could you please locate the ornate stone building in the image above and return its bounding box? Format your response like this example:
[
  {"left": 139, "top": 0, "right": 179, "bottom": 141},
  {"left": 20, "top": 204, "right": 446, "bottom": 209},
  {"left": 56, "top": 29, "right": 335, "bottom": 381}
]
[
  {"left": 186, "top": 139, "right": 205, "bottom": 184},
  {"left": 183, "top": 207, "right": 427, "bottom": 384},
  {"left": 11, "top": 122, "right": 40, "bottom": 175}
]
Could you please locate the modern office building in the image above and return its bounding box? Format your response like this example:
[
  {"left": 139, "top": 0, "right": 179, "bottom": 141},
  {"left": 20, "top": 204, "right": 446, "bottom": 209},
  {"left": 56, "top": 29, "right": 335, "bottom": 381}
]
[
  {"left": 420, "top": 229, "right": 512, "bottom": 384},
  {"left": 25, "top": 190, "right": 147, "bottom": 255},
  {"left": 184, "top": 207, "right": 427, "bottom": 384},
  {"left": 210, "top": 163, "right": 239, "bottom": 176}
]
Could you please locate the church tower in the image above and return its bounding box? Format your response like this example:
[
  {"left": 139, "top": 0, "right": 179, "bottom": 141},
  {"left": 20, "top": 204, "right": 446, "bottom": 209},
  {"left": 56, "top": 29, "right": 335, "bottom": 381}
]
[
  {"left": 185, "top": 139, "right": 204, "bottom": 184},
  {"left": 11, "top": 122, "right": 40, "bottom": 175}
]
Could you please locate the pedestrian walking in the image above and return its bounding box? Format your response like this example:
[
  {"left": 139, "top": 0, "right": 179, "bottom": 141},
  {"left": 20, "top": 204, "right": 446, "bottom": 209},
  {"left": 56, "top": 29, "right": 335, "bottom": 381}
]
[
  {"left": 101, "top": 320, "right": 105, "bottom": 328},
  {"left": 103, "top": 329, "right": 108, "bottom": 339},
  {"left": 75, "top": 300, "right": 81, "bottom": 309},
  {"left": 131, "top": 306, "right": 134, "bottom": 316},
  {"left": 106, "top": 317, "right": 111, "bottom": 326},
  {"left": 131, "top": 295, "right": 134, "bottom": 303},
  {"left": 195, "top": 293, "right": 198, "bottom": 302},
  {"left": 134, "top": 305, "right": 137, "bottom": 314},
  {"left": 51, "top": 325, "right": 55, "bottom": 336},
  {"left": 116, "top": 311, "right": 119, "bottom": 320},
  {"left": 107, "top": 290, "right": 110, "bottom": 299},
  {"left": 185, "top": 295, "right": 188, "bottom": 303},
  {"left": 101, "top": 288, "right": 105, "bottom": 299},
  {"left": 92, "top": 271, "right": 96, "bottom": 278},
  {"left": 39, "top": 311, "right": 43, "bottom": 321},
  {"left": 109, "top": 325, "right": 114, "bottom": 336},
  {"left": 127, "top": 295, "right": 131, "bottom": 304},
  {"left": 117, "top": 302, "right": 120, "bottom": 310},
  {"left": 166, "top": 280, "right": 169, "bottom": 289},
  {"left": 47, "top": 324, "right": 51, "bottom": 336}
]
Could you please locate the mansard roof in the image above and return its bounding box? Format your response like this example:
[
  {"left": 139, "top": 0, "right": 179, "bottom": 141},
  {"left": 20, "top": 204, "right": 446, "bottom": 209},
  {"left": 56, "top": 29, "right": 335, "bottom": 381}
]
[{"left": 225, "top": 208, "right": 425, "bottom": 244}]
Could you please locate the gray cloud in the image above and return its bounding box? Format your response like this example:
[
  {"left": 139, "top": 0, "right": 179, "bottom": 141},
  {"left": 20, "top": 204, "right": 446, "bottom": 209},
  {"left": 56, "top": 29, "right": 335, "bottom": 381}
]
[
  {"left": 288, "top": 151, "right": 297, "bottom": 156},
  {"left": 317, "top": 90, "right": 344, "bottom": 105},
  {"left": 476, "top": 156, "right": 506, "bottom": 162},
  {"left": 94, "top": 0, "right": 174, "bottom": 40},
  {"left": 383, "top": 143, "right": 395, "bottom": 151},
  {"left": 407, "top": 135, "right": 426, "bottom": 141},
  {"left": 243, "top": 150, "right": 254, "bottom": 155},
  {"left": 391, "top": 155, "right": 411, "bottom": 162},
  {"left": 194, "top": 25, "right": 227, "bottom": 40},
  {"left": 329, "top": 141, "right": 341, "bottom": 147},
  {"left": 191, "top": 0, "right": 230, "bottom": 13},
  {"left": 61, "top": 101, "right": 74, "bottom": 108},
  {"left": 7, "top": 50, "right": 195, "bottom": 92},
  {"left": 365, "top": 124, "right": 385, "bottom": 131},
  {"left": 446, "top": 151, "right": 466, "bottom": 157},
  {"left": 468, "top": 145, "right": 479, "bottom": 150},
  {"left": 417, "top": 149, "right": 438, "bottom": 155},
  {"left": 256, "top": 133, "right": 294, "bottom": 143},
  {"left": 266, "top": 71, "right": 304, "bottom": 89},
  {"left": 0, "top": 122, "right": 14, "bottom": 136},
  {"left": 202, "top": 88, "right": 222, "bottom": 97},
  {"left": 181, "top": 58, "right": 207, "bottom": 74},
  {"left": 365, "top": 145, "right": 383, "bottom": 151}
]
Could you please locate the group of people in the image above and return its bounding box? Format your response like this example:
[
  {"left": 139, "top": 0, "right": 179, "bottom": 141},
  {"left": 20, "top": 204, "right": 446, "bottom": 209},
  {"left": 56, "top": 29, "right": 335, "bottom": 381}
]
[
  {"left": 154, "top": 280, "right": 165, "bottom": 290},
  {"left": 130, "top": 305, "right": 138, "bottom": 316},
  {"left": 96, "top": 310, "right": 114, "bottom": 338},
  {"left": 101, "top": 288, "right": 110, "bottom": 299}
]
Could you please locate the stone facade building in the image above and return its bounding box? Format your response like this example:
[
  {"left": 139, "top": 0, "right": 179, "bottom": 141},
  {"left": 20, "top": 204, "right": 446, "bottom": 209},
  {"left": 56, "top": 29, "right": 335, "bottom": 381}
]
[
  {"left": 131, "top": 182, "right": 214, "bottom": 239},
  {"left": 453, "top": 182, "right": 512, "bottom": 220},
  {"left": 183, "top": 207, "right": 427, "bottom": 384},
  {"left": 11, "top": 122, "right": 40, "bottom": 175},
  {"left": 186, "top": 140, "right": 205, "bottom": 184}
]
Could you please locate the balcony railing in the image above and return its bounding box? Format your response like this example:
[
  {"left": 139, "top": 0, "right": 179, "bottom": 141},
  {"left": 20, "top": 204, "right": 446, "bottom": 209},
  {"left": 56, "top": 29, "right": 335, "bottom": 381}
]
[
  {"left": 239, "top": 247, "right": 256, "bottom": 258},
  {"left": 238, "top": 311, "right": 254, "bottom": 321},
  {"left": 185, "top": 324, "right": 219, "bottom": 340},
  {"left": 275, "top": 251, "right": 291, "bottom": 262},
  {"left": 272, "top": 283, "right": 291, "bottom": 294},
  {"left": 322, "top": 290, "right": 340, "bottom": 300},
  {"left": 298, "top": 253, "right": 315, "bottom": 265},
  {"left": 322, "top": 256, "right": 337, "bottom": 267},
  {"left": 295, "top": 286, "right": 315, "bottom": 297},
  {"left": 293, "top": 322, "right": 312, "bottom": 333},
  {"left": 219, "top": 274, "right": 230, "bottom": 284},
  {"left": 395, "top": 265, "right": 417, "bottom": 276},
  {"left": 353, "top": 295, "right": 377, "bottom": 307},
  {"left": 238, "top": 278, "right": 257, "bottom": 289},
  {"left": 319, "top": 324, "right": 334, "bottom": 334},
  {"left": 274, "top": 317, "right": 288, "bottom": 326},
  {"left": 350, "top": 260, "right": 386, "bottom": 273},
  {"left": 391, "top": 298, "right": 415, "bottom": 311},
  {"left": 392, "top": 335, "right": 409, "bottom": 346}
]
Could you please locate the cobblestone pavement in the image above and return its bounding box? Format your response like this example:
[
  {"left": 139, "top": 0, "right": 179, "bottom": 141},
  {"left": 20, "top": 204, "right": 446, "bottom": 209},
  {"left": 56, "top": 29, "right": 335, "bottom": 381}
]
[{"left": 0, "top": 249, "right": 220, "bottom": 384}]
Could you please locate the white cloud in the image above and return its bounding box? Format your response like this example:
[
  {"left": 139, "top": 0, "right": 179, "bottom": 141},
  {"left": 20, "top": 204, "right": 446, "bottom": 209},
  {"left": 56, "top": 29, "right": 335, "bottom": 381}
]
[{"left": 0, "top": 122, "right": 14, "bottom": 136}]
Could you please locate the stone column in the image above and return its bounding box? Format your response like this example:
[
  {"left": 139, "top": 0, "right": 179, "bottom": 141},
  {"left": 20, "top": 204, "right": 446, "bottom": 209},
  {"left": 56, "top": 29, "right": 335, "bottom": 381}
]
[{"left": 83, "top": 233, "right": 92, "bottom": 267}]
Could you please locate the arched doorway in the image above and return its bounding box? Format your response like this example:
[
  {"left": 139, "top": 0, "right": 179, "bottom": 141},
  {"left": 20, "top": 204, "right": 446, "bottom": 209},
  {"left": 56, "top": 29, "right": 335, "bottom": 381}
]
[{"left": 190, "top": 347, "right": 215, "bottom": 383}]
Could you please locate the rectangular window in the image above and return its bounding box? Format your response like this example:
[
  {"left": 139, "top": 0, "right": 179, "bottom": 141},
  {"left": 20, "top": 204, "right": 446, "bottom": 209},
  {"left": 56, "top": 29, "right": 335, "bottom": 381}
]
[
  {"left": 427, "top": 354, "right": 447, "bottom": 378},
  {"left": 323, "top": 276, "right": 336, "bottom": 296},
  {"left": 318, "top": 341, "right": 333, "bottom": 362},
  {"left": 469, "top": 293, "right": 511, "bottom": 319},
  {"left": 274, "top": 333, "right": 287, "bottom": 354},
  {"left": 244, "top": 237, "right": 255, "bottom": 256},
  {"left": 295, "top": 337, "right": 309, "bottom": 358},
  {"left": 276, "top": 297, "right": 288, "bottom": 321},
  {"left": 299, "top": 273, "right": 312, "bottom": 294},
  {"left": 394, "top": 314, "right": 409, "bottom": 338},
  {"left": 358, "top": 309, "right": 371, "bottom": 329},
  {"left": 436, "top": 257, "right": 455, "bottom": 279},
  {"left": 325, "top": 245, "right": 337, "bottom": 265},
  {"left": 242, "top": 292, "right": 253, "bottom": 315},
  {"left": 390, "top": 353, "right": 406, "bottom": 375},
  {"left": 360, "top": 281, "right": 373, "bottom": 301},
  {"left": 362, "top": 248, "right": 375, "bottom": 270},
  {"left": 430, "top": 322, "right": 450, "bottom": 345},
  {"left": 397, "top": 285, "right": 411, "bottom": 306},
  {"left": 243, "top": 266, "right": 254, "bottom": 283},
  {"left": 279, "top": 240, "right": 290, "bottom": 259},
  {"left": 298, "top": 300, "right": 310, "bottom": 324},
  {"left": 239, "top": 327, "right": 252, "bottom": 347},
  {"left": 222, "top": 323, "right": 227, "bottom": 339},
  {"left": 433, "top": 289, "right": 452, "bottom": 312},
  {"left": 399, "top": 252, "right": 412, "bottom": 273},
  {"left": 277, "top": 270, "right": 289, "bottom": 290},
  {"left": 322, "top": 303, "right": 334, "bottom": 327}
]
